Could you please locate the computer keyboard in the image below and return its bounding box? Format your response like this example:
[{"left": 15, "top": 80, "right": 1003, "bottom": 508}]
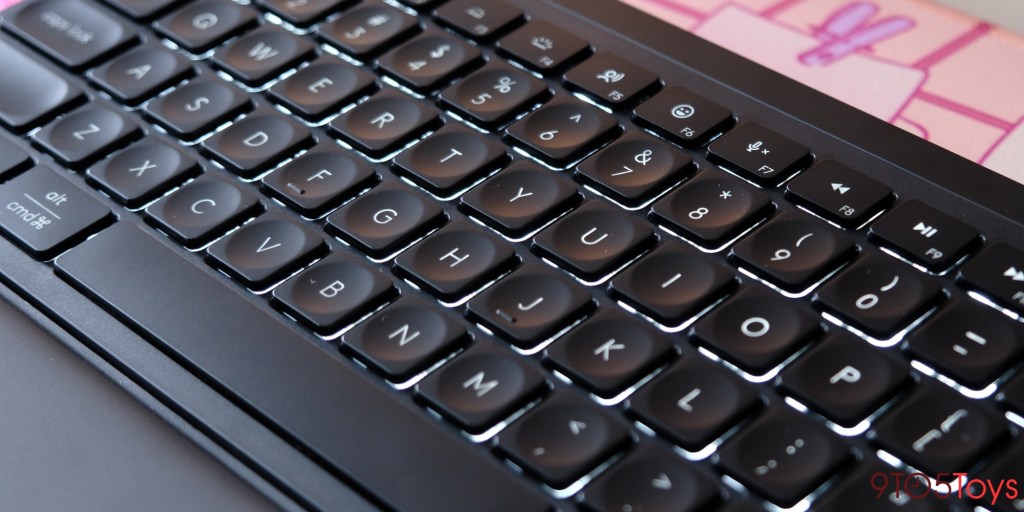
[{"left": 0, "top": 0, "right": 1022, "bottom": 511}]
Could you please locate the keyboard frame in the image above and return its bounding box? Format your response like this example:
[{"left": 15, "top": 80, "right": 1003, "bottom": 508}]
[{"left": 0, "top": 0, "right": 1021, "bottom": 510}]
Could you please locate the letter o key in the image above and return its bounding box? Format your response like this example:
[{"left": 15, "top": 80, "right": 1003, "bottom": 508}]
[
  {"left": 740, "top": 317, "right": 770, "bottom": 338},
  {"left": 193, "top": 13, "right": 218, "bottom": 30}
]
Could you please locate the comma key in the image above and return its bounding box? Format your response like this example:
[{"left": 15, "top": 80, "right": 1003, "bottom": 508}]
[{"left": 0, "top": 166, "right": 110, "bottom": 259}]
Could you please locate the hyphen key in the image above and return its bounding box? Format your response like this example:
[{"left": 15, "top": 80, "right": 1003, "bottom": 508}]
[{"left": 54, "top": 222, "right": 550, "bottom": 512}]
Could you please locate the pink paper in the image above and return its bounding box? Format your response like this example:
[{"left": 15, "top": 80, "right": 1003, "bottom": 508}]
[{"left": 623, "top": 0, "right": 1024, "bottom": 184}]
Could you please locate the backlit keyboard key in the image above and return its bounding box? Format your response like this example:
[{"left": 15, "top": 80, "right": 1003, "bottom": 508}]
[
  {"left": 257, "top": 0, "right": 352, "bottom": 27},
  {"left": 394, "top": 220, "right": 517, "bottom": 301},
  {"left": 0, "top": 38, "right": 83, "bottom": 132},
  {"left": 200, "top": 109, "right": 312, "bottom": 179},
  {"left": 145, "top": 77, "right": 253, "bottom": 140},
  {"left": 272, "top": 252, "right": 395, "bottom": 333},
  {"left": 505, "top": 96, "right": 619, "bottom": 167},
  {"left": 581, "top": 444, "right": 721, "bottom": 512},
  {"left": 467, "top": 264, "right": 593, "bottom": 349},
  {"left": 532, "top": 201, "right": 654, "bottom": 281},
  {"left": 459, "top": 161, "right": 580, "bottom": 237},
  {"left": 693, "top": 287, "right": 821, "bottom": 375},
  {"left": 318, "top": 3, "right": 420, "bottom": 59},
  {"left": 906, "top": 299, "right": 1024, "bottom": 389},
  {"left": 730, "top": 210, "right": 856, "bottom": 292},
  {"left": 88, "top": 44, "right": 194, "bottom": 106},
  {"left": 609, "top": 242, "right": 736, "bottom": 326},
  {"left": 496, "top": 392, "right": 631, "bottom": 488},
  {"left": 707, "top": 122, "right": 811, "bottom": 186},
  {"left": 87, "top": 140, "right": 200, "bottom": 208},
  {"left": 0, "top": 166, "right": 111, "bottom": 259},
  {"left": 145, "top": 174, "right": 262, "bottom": 248},
  {"left": 392, "top": 124, "right": 508, "bottom": 196},
  {"left": 211, "top": 25, "right": 317, "bottom": 86},
  {"left": 717, "top": 407, "right": 851, "bottom": 507},
  {"left": 439, "top": 62, "right": 549, "bottom": 128},
  {"left": 627, "top": 357, "right": 761, "bottom": 450},
  {"left": 325, "top": 182, "right": 445, "bottom": 258},
  {"left": 575, "top": 131, "right": 692, "bottom": 206},
  {"left": 329, "top": 89, "right": 440, "bottom": 158},
  {"left": 436, "top": 0, "right": 522, "bottom": 41},
  {"left": 633, "top": 86, "right": 732, "bottom": 147},
  {"left": 650, "top": 170, "right": 772, "bottom": 248},
  {"left": 871, "top": 382, "right": 1008, "bottom": 476},
  {"left": 785, "top": 160, "right": 892, "bottom": 228},
  {"left": 497, "top": 21, "right": 590, "bottom": 73},
  {"left": 416, "top": 342, "right": 547, "bottom": 433},
  {"left": 816, "top": 253, "right": 944, "bottom": 339},
  {"left": 33, "top": 105, "right": 141, "bottom": 168},
  {"left": 155, "top": 1, "right": 259, "bottom": 54},
  {"left": 779, "top": 331, "right": 910, "bottom": 427},
  {"left": 260, "top": 142, "right": 376, "bottom": 217},
  {"left": 341, "top": 295, "right": 468, "bottom": 381},
  {"left": 958, "top": 243, "right": 1024, "bottom": 315},
  {"left": 268, "top": 56, "right": 377, "bottom": 121},
  {"left": 543, "top": 308, "right": 674, "bottom": 397},
  {"left": 377, "top": 30, "right": 483, "bottom": 92},
  {"left": 206, "top": 212, "right": 326, "bottom": 289},
  {"left": 564, "top": 53, "right": 659, "bottom": 107},
  {"left": 5, "top": 0, "right": 138, "bottom": 70},
  {"left": 870, "top": 200, "right": 980, "bottom": 272}
]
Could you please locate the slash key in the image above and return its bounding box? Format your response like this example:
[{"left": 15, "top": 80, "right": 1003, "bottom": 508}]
[{"left": 0, "top": 166, "right": 110, "bottom": 259}]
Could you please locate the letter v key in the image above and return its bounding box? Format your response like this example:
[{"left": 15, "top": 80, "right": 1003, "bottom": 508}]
[{"left": 257, "top": 236, "right": 282, "bottom": 253}]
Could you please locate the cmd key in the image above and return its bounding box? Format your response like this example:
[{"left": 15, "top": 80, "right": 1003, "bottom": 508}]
[
  {"left": 4, "top": 0, "right": 138, "bottom": 70},
  {"left": 0, "top": 165, "right": 110, "bottom": 259}
]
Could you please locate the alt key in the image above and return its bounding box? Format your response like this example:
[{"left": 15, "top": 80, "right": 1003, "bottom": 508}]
[{"left": 0, "top": 166, "right": 110, "bottom": 259}]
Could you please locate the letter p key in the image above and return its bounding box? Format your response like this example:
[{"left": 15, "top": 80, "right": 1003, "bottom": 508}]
[{"left": 829, "top": 365, "right": 861, "bottom": 384}]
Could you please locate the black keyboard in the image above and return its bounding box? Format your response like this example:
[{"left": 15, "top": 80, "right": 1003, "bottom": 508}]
[{"left": 0, "top": 0, "right": 1022, "bottom": 510}]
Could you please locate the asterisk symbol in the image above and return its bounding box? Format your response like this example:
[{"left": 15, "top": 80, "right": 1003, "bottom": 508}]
[{"left": 720, "top": 190, "right": 732, "bottom": 199}]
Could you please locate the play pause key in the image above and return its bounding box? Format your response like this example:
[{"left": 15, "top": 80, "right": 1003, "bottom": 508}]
[{"left": 868, "top": 200, "right": 979, "bottom": 272}]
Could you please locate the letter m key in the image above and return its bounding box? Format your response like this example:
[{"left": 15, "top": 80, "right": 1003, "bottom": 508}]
[{"left": 462, "top": 371, "right": 498, "bottom": 397}]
